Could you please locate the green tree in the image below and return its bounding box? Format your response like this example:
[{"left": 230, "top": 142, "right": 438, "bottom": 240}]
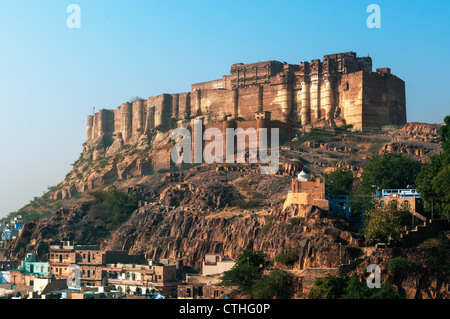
[
  {"left": 221, "top": 250, "right": 266, "bottom": 295},
  {"left": 370, "top": 282, "right": 402, "bottom": 299},
  {"left": 221, "top": 263, "right": 261, "bottom": 295},
  {"left": 342, "top": 275, "right": 371, "bottom": 299},
  {"left": 363, "top": 201, "right": 410, "bottom": 244},
  {"left": 308, "top": 275, "right": 402, "bottom": 299},
  {"left": 359, "top": 153, "right": 422, "bottom": 195},
  {"left": 252, "top": 270, "right": 293, "bottom": 299},
  {"left": 440, "top": 115, "right": 450, "bottom": 152},
  {"left": 324, "top": 168, "right": 354, "bottom": 196},
  {"left": 416, "top": 115, "right": 450, "bottom": 219},
  {"left": 235, "top": 250, "right": 266, "bottom": 269},
  {"left": 89, "top": 186, "right": 140, "bottom": 231},
  {"left": 307, "top": 275, "right": 348, "bottom": 299},
  {"left": 385, "top": 257, "right": 418, "bottom": 277},
  {"left": 274, "top": 251, "right": 299, "bottom": 266}
]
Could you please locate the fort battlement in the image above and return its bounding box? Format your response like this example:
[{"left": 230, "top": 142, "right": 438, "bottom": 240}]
[{"left": 86, "top": 51, "right": 406, "bottom": 143}]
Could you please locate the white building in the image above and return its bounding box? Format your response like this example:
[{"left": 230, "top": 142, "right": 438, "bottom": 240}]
[{"left": 202, "top": 254, "right": 235, "bottom": 276}]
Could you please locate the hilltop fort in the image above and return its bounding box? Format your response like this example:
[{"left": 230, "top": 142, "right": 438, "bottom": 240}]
[{"left": 86, "top": 51, "right": 406, "bottom": 146}]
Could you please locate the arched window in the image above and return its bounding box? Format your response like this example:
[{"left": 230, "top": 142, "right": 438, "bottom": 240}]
[
  {"left": 379, "top": 200, "right": 385, "bottom": 208},
  {"left": 403, "top": 200, "right": 409, "bottom": 208}
]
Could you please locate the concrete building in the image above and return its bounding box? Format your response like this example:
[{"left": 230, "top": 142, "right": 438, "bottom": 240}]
[
  {"left": 376, "top": 189, "right": 426, "bottom": 222},
  {"left": 104, "top": 261, "right": 178, "bottom": 297},
  {"left": 18, "top": 253, "right": 50, "bottom": 276},
  {"left": 178, "top": 274, "right": 236, "bottom": 299},
  {"left": 49, "top": 240, "right": 145, "bottom": 286},
  {"left": 202, "top": 254, "right": 235, "bottom": 276}
]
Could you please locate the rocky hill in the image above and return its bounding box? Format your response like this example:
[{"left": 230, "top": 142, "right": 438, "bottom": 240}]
[
  {"left": 45, "top": 122, "right": 442, "bottom": 202},
  {"left": 2, "top": 121, "right": 447, "bottom": 299},
  {"left": 9, "top": 121, "right": 441, "bottom": 224}
]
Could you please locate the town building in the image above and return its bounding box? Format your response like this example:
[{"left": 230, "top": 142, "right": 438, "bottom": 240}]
[
  {"left": 178, "top": 254, "right": 236, "bottom": 299},
  {"left": 178, "top": 273, "right": 235, "bottom": 299},
  {"left": 376, "top": 189, "right": 426, "bottom": 221},
  {"left": 48, "top": 240, "right": 146, "bottom": 287},
  {"left": 18, "top": 253, "right": 50, "bottom": 276},
  {"left": 202, "top": 254, "right": 235, "bottom": 276},
  {"left": 104, "top": 261, "right": 178, "bottom": 297}
]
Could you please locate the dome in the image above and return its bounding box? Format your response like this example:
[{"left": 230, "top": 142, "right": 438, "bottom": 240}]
[{"left": 297, "top": 170, "right": 308, "bottom": 182}]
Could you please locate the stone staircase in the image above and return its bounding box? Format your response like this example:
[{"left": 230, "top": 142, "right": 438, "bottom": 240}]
[{"left": 338, "top": 217, "right": 445, "bottom": 275}]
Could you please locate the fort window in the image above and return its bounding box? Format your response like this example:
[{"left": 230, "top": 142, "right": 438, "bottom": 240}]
[
  {"left": 344, "top": 82, "right": 350, "bottom": 91},
  {"left": 403, "top": 201, "right": 409, "bottom": 208}
]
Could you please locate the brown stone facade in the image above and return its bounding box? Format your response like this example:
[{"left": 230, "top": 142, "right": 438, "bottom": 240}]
[
  {"left": 49, "top": 242, "right": 146, "bottom": 286},
  {"left": 86, "top": 51, "right": 406, "bottom": 145}
]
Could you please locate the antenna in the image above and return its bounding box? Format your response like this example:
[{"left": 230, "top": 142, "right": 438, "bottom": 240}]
[{"left": 93, "top": 106, "right": 95, "bottom": 116}]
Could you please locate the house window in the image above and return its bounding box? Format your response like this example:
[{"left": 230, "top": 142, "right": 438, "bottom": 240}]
[
  {"left": 403, "top": 201, "right": 409, "bottom": 208},
  {"left": 379, "top": 200, "right": 385, "bottom": 208}
]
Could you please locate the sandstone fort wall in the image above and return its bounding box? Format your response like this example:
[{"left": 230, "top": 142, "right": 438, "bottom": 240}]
[{"left": 85, "top": 51, "right": 406, "bottom": 144}]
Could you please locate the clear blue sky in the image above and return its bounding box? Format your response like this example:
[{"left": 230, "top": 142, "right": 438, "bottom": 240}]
[{"left": 0, "top": 0, "right": 449, "bottom": 217}]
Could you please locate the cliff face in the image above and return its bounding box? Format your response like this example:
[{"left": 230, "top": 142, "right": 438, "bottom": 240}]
[
  {"left": 106, "top": 205, "right": 362, "bottom": 270},
  {"left": 4, "top": 203, "right": 107, "bottom": 261},
  {"left": 6, "top": 199, "right": 363, "bottom": 272}
]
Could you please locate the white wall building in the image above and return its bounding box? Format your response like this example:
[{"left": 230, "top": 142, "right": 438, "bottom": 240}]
[{"left": 202, "top": 254, "right": 235, "bottom": 276}]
